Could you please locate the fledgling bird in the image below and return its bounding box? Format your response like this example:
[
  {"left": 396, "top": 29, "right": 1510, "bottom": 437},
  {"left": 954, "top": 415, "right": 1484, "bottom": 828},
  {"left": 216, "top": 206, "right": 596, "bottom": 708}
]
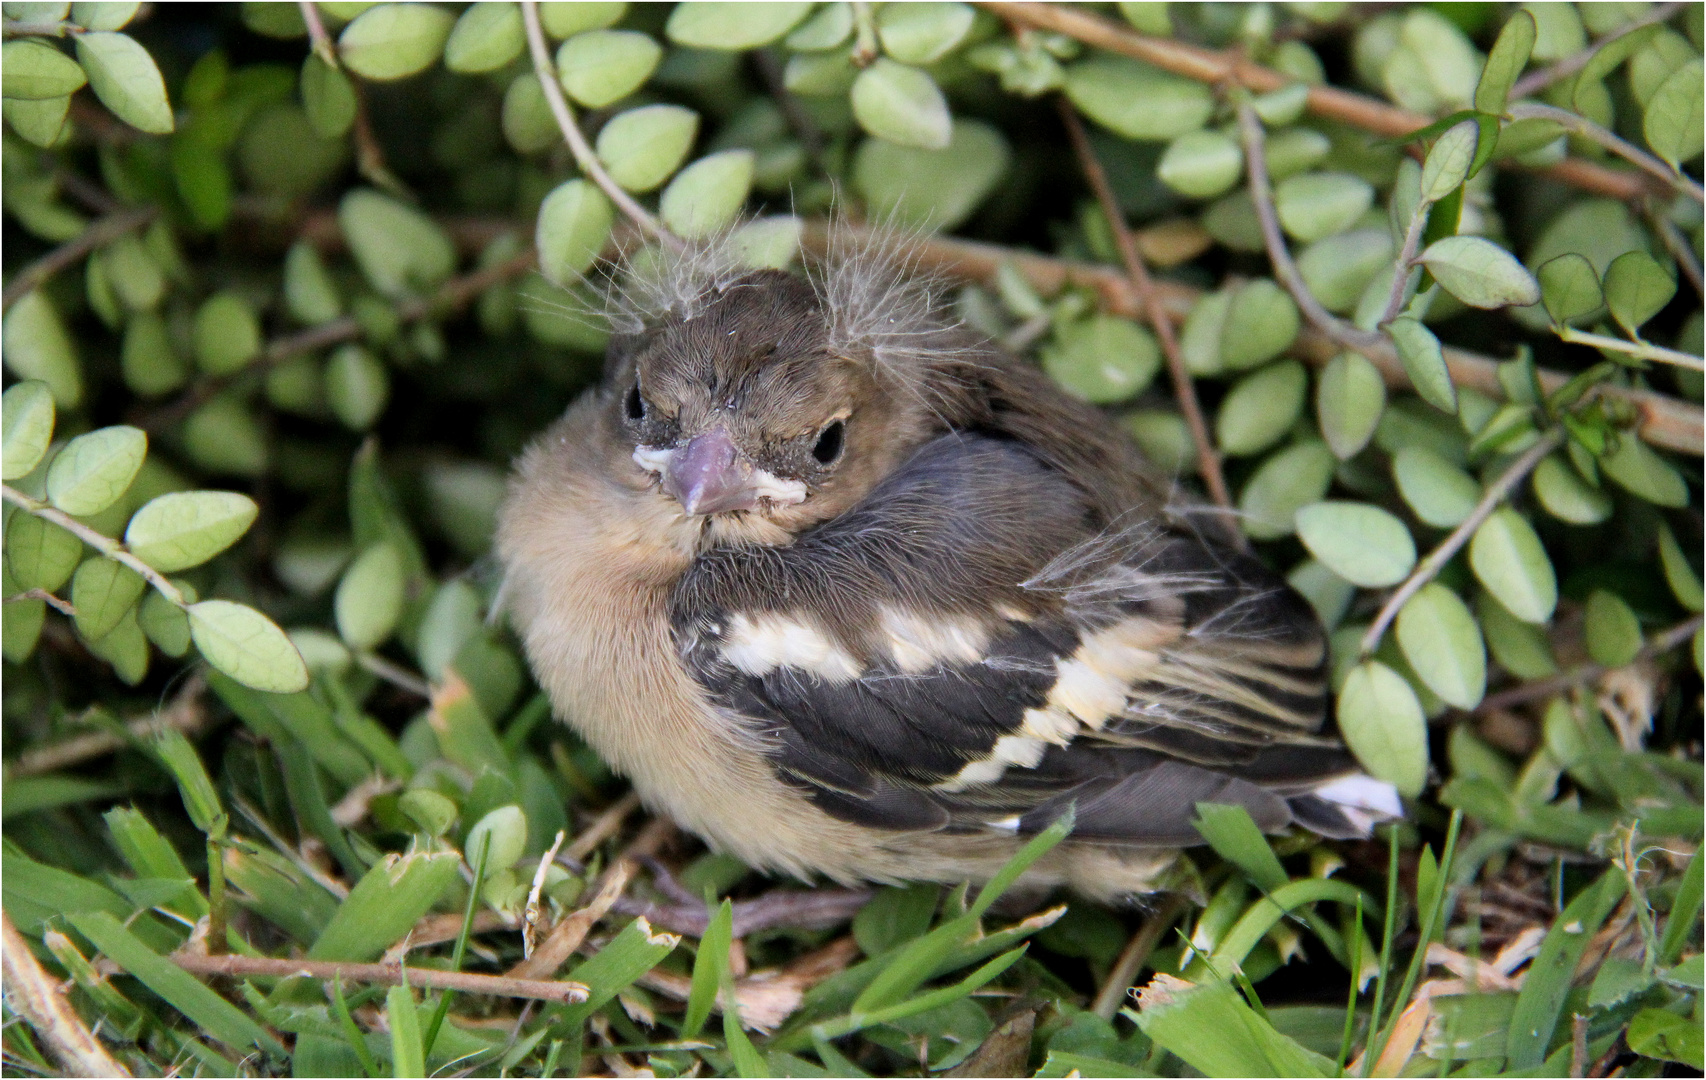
[{"left": 496, "top": 229, "right": 1400, "bottom": 901}]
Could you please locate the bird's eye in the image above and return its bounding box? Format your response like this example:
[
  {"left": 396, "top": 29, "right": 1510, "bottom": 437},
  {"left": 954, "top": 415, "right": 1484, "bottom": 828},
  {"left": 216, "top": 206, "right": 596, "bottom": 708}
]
[
  {"left": 812, "top": 420, "right": 845, "bottom": 464},
  {"left": 624, "top": 383, "right": 646, "bottom": 421}
]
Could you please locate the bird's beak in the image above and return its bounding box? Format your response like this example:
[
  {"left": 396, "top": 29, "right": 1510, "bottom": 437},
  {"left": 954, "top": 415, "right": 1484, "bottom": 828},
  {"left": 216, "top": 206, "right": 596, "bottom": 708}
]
[{"left": 661, "top": 430, "right": 760, "bottom": 515}]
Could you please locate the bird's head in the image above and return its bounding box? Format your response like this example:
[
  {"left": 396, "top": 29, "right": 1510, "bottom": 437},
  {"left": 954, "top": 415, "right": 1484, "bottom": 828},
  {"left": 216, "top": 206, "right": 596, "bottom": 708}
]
[{"left": 607, "top": 267, "right": 969, "bottom": 547}]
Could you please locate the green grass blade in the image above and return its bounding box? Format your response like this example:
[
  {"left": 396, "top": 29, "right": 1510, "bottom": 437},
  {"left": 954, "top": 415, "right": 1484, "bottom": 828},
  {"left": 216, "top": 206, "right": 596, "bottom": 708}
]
[
  {"left": 308, "top": 850, "right": 462, "bottom": 962},
  {"left": 1504, "top": 867, "right": 1628, "bottom": 1069},
  {"left": 810, "top": 946, "right": 1028, "bottom": 1044},
  {"left": 556, "top": 916, "right": 680, "bottom": 1029},
  {"left": 970, "top": 804, "right": 1074, "bottom": 919},
  {"left": 66, "top": 910, "right": 285, "bottom": 1058},
  {"left": 685, "top": 898, "right": 734, "bottom": 1038},
  {"left": 1658, "top": 848, "right": 1702, "bottom": 966},
  {"left": 331, "top": 976, "right": 382, "bottom": 1078},
  {"left": 1337, "top": 895, "right": 1364, "bottom": 1073},
  {"left": 724, "top": 994, "right": 769, "bottom": 1078},
  {"left": 423, "top": 831, "right": 489, "bottom": 1056},
  {"left": 1135, "top": 976, "right": 1335, "bottom": 1077},
  {"left": 1361, "top": 824, "right": 1402, "bottom": 1076},
  {"left": 1368, "top": 810, "right": 1463, "bottom": 1070},
  {"left": 1194, "top": 802, "right": 1289, "bottom": 890},
  {"left": 387, "top": 984, "right": 425, "bottom": 1079},
  {"left": 1197, "top": 879, "right": 1374, "bottom": 977}
]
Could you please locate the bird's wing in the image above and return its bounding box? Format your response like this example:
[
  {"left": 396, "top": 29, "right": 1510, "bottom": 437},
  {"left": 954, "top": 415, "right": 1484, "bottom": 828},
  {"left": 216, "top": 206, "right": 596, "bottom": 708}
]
[{"left": 671, "top": 434, "right": 1399, "bottom": 846}]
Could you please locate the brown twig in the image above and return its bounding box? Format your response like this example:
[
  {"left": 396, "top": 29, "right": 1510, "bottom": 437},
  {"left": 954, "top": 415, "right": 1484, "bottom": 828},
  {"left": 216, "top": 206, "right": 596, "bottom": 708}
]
[
  {"left": 6, "top": 587, "right": 76, "bottom": 617},
  {"left": 507, "top": 858, "right": 635, "bottom": 980},
  {"left": 1509, "top": 3, "right": 1688, "bottom": 100},
  {"left": 1508, "top": 102, "right": 1703, "bottom": 204},
  {"left": 170, "top": 951, "right": 588, "bottom": 1004},
  {"left": 4, "top": 676, "right": 206, "bottom": 780},
  {"left": 2, "top": 486, "right": 190, "bottom": 605},
  {"left": 519, "top": 0, "right": 679, "bottom": 249},
  {"left": 1477, "top": 615, "right": 1703, "bottom": 714},
  {"left": 138, "top": 247, "right": 538, "bottom": 433},
  {"left": 1, "top": 206, "right": 156, "bottom": 313},
  {"left": 563, "top": 790, "right": 643, "bottom": 863},
  {"left": 1057, "top": 98, "right": 1236, "bottom": 529},
  {"left": 1092, "top": 894, "right": 1189, "bottom": 1020},
  {"left": 984, "top": 2, "right": 1655, "bottom": 204},
  {"left": 1360, "top": 430, "right": 1566, "bottom": 657},
  {"left": 1, "top": 911, "right": 132, "bottom": 1078},
  {"left": 356, "top": 652, "right": 431, "bottom": 699}
]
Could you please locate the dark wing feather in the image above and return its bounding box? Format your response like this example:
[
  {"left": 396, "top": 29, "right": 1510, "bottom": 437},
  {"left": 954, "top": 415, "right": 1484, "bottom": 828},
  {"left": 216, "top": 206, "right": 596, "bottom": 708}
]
[{"left": 673, "top": 434, "right": 1386, "bottom": 844}]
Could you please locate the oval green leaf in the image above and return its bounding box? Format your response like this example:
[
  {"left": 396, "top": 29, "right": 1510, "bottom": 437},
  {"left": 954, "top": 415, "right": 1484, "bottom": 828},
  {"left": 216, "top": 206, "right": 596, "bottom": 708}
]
[
  {"left": 191, "top": 292, "right": 262, "bottom": 376},
  {"left": 70, "top": 556, "right": 146, "bottom": 642},
  {"left": 1468, "top": 507, "right": 1556, "bottom": 623},
  {"left": 595, "top": 103, "right": 699, "bottom": 193},
  {"left": 664, "top": 2, "right": 811, "bottom": 49},
  {"left": 1220, "top": 279, "right": 1299, "bottom": 371},
  {"left": 1274, "top": 172, "right": 1373, "bottom": 243},
  {"left": 74, "top": 31, "right": 172, "bottom": 133},
  {"left": 1474, "top": 9, "right": 1535, "bottom": 114},
  {"left": 444, "top": 1, "right": 523, "bottom": 74},
  {"left": 1395, "top": 582, "right": 1486, "bottom": 709},
  {"left": 301, "top": 53, "right": 357, "bottom": 137},
  {"left": 1296, "top": 501, "right": 1418, "bottom": 587},
  {"left": 1602, "top": 250, "right": 1676, "bottom": 338},
  {"left": 852, "top": 58, "right": 951, "bottom": 150},
  {"left": 3, "top": 290, "right": 82, "bottom": 407},
  {"left": 1316, "top": 351, "right": 1386, "bottom": 460},
  {"left": 659, "top": 149, "right": 754, "bottom": 240},
  {"left": 536, "top": 178, "right": 615, "bottom": 285},
  {"left": 557, "top": 28, "right": 661, "bottom": 109},
  {"left": 335, "top": 542, "right": 404, "bottom": 650},
  {"left": 1418, "top": 235, "right": 1540, "bottom": 309},
  {"left": 325, "top": 343, "right": 389, "bottom": 431},
  {"left": 1584, "top": 589, "right": 1642, "bottom": 667},
  {"left": 45, "top": 424, "right": 146, "bottom": 517},
  {"left": 1537, "top": 253, "right": 1603, "bottom": 325},
  {"left": 2, "top": 381, "right": 55, "bottom": 481},
  {"left": 1238, "top": 440, "right": 1336, "bottom": 540},
  {"left": 126, "top": 491, "right": 259, "bottom": 572},
  {"left": 1531, "top": 455, "right": 1611, "bottom": 524},
  {"left": 1216, "top": 360, "right": 1307, "bottom": 457},
  {"left": 852, "top": 117, "right": 1009, "bottom": 232},
  {"left": 1643, "top": 59, "right": 1704, "bottom": 171},
  {"left": 1042, "top": 314, "right": 1161, "bottom": 404},
  {"left": 876, "top": 2, "right": 974, "bottom": 65},
  {"left": 464, "top": 804, "right": 527, "bottom": 873},
  {"left": 1599, "top": 434, "right": 1687, "bottom": 507},
  {"left": 189, "top": 599, "right": 309, "bottom": 693},
  {"left": 339, "top": 188, "right": 458, "bottom": 297},
  {"left": 1420, "top": 120, "right": 1477, "bottom": 203},
  {"left": 2, "top": 39, "right": 87, "bottom": 100},
  {"left": 6, "top": 511, "right": 83, "bottom": 592},
  {"left": 1063, "top": 55, "right": 1213, "bottom": 141},
  {"left": 1336, "top": 660, "right": 1428, "bottom": 797},
  {"left": 1658, "top": 522, "right": 1703, "bottom": 614},
  {"left": 338, "top": 3, "right": 454, "bottom": 81},
  {"left": 1392, "top": 445, "right": 1480, "bottom": 527},
  {"left": 1157, "top": 130, "right": 1243, "bottom": 199}
]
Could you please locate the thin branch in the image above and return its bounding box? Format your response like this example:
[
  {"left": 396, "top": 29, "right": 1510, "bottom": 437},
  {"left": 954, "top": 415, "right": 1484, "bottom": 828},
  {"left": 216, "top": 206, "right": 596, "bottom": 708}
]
[
  {"left": 356, "top": 652, "right": 431, "bottom": 698},
  {"left": 1057, "top": 97, "right": 1237, "bottom": 532},
  {"left": 984, "top": 2, "right": 1655, "bottom": 203},
  {"left": 4, "top": 675, "right": 207, "bottom": 780},
  {"left": 1093, "top": 894, "right": 1189, "bottom": 1020},
  {"left": 139, "top": 248, "right": 538, "bottom": 432},
  {"left": 804, "top": 221, "right": 1704, "bottom": 457},
  {"left": 564, "top": 789, "right": 642, "bottom": 863},
  {"left": 518, "top": 0, "right": 679, "bottom": 249},
  {"left": 1507, "top": 102, "right": 1704, "bottom": 205},
  {"left": 7, "top": 588, "right": 76, "bottom": 617},
  {"left": 169, "top": 951, "right": 589, "bottom": 1004},
  {"left": 1509, "top": 3, "right": 1688, "bottom": 99},
  {"left": 1360, "top": 429, "right": 1566, "bottom": 657},
  {"left": 2, "top": 486, "right": 187, "bottom": 606},
  {"left": 1647, "top": 211, "right": 1705, "bottom": 299},
  {"left": 1477, "top": 615, "right": 1703, "bottom": 714},
  {"left": 0, "top": 19, "right": 80, "bottom": 37},
  {"left": 1, "top": 206, "right": 156, "bottom": 313},
  {"left": 1236, "top": 100, "right": 1386, "bottom": 356},
  {"left": 297, "top": 0, "right": 411, "bottom": 200},
  {"left": 1556, "top": 327, "right": 1705, "bottom": 370},
  {"left": 1, "top": 911, "right": 132, "bottom": 1078},
  {"left": 1377, "top": 209, "right": 1429, "bottom": 330},
  {"left": 507, "top": 858, "right": 634, "bottom": 980}
]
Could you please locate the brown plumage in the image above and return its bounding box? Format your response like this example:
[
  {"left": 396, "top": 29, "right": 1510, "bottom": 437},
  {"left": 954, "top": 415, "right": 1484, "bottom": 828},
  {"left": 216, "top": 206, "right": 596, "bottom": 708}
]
[{"left": 496, "top": 231, "right": 1399, "bottom": 900}]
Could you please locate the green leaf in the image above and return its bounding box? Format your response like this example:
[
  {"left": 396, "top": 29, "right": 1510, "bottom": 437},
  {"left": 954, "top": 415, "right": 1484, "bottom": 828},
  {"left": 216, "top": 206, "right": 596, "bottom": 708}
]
[
  {"left": 2, "top": 381, "right": 55, "bottom": 481},
  {"left": 557, "top": 917, "right": 681, "bottom": 1028},
  {"left": 340, "top": 188, "right": 458, "bottom": 298},
  {"left": 74, "top": 31, "right": 172, "bottom": 133},
  {"left": 1192, "top": 803, "right": 1288, "bottom": 890},
  {"left": 3, "top": 290, "right": 83, "bottom": 408},
  {"left": 1392, "top": 445, "right": 1479, "bottom": 527},
  {"left": 787, "top": 3, "right": 852, "bottom": 50},
  {"left": 285, "top": 240, "right": 343, "bottom": 324},
  {"left": 1337, "top": 660, "right": 1428, "bottom": 797},
  {"left": 595, "top": 103, "right": 700, "bottom": 193},
  {"left": 1299, "top": 228, "right": 1394, "bottom": 314},
  {"left": 325, "top": 343, "right": 389, "bottom": 431},
  {"left": 338, "top": 2, "right": 454, "bottom": 80},
  {"left": 1157, "top": 130, "right": 1243, "bottom": 199},
  {"left": 1238, "top": 440, "right": 1336, "bottom": 540},
  {"left": 139, "top": 587, "right": 192, "bottom": 656},
  {"left": 301, "top": 53, "right": 357, "bottom": 137},
  {"left": 182, "top": 395, "right": 268, "bottom": 478},
  {"left": 87, "top": 605, "right": 148, "bottom": 683},
  {"left": 67, "top": 911, "right": 284, "bottom": 1056},
  {"left": 1217, "top": 360, "right": 1307, "bottom": 457},
  {"left": 852, "top": 59, "right": 951, "bottom": 150},
  {"left": 1136, "top": 972, "right": 1338, "bottom": 1077},
  {"left": 125, "top": 491, "right": 259, "bottom": 572},
  {"left": 1531, "top": 455, "right": 1611, "bottom": 524},
  {"left": 1506, "top": 869, "right": 1626, "bottom": 1068},
  {"left": 1395, "top": 583, "right": 1486, "bottom": 708},
  {"left": 189, "top": 599, "right": 309, "bottom": 693},
  {"left": 1658, "top": 523, "right": 1703, "bottom": 613},
  {"left": 4, "top": 94, "right": 71, "bottom": 147},
  {"left": 664, "top": 1, "right": 811, "bottom": 49},
  {"left": 464, "top": 804, "right": 526, "bottom": 874},
  {"left": 1417, "top": 235, "right": 1540, "bottom": 309},
  {"left": 534, "top": 179, "right": 614, "bottom": 287},
  {"left": 1316, "top": 352, "right": 1386, "bottom": 459},
  {"left": 1537, "top": 253, "right": 1603, "bottom": 325},
  {"left": 191, "top": 291, "right": 262, "bottom": 376},
  {"left": 1296, "top": 501, "right": 1417, "bottom": 588},
  {"left": 309, "top": 850, "right": 463, "bottom": 961},
  {"left": 1629, "top": 1008, "right": 1705, "bottom": 1069},
  {"left": 876, "top": 2, "right": 973, "bottom": 65},
  {"left": 1419, "top": 119, "right": 1477, "bottom": 203},
  {"left": 1041, "top": 314, "right": 1161, "bottom": 404},
  {"left": 1599, "top": 433, "right": 1688, "bottom": 507},
  {"left": 1602, "top": 250, "right": 1676, "bottom": 338},
  {"left": 1063, "top": 55, "right": 1213, "bottom": 141},
  {"left": 1473, "top": 9, "right": 1534, "bottom": 114},
  {"left": 99, "top": 234, "right": 163, "bottom": 312},
  {"left": 45, "top": 424, "right": 146, "bottom": 517},
  {"left": 5, "top": 510, "right": 83, "bottom": 592},
  {"left": 387, "top": 985, "right": 425, "bottom": 1079},
  {"left": 556, "top": 28, "right": 661, "bottom": 108},
  {"left": 851, "top": 117, "right": 1009, "bottom": 231},
  {"left": 1476, "top": 590, "right": 1556, "bottom": 679},
  {"left": 659, "top": 150, "right": 753, "bottom": 241},
  {"left": 70, "top": 556, "right": 145, "bottom": 641},
  {"left": 121, "top": 312, "right": 187, "bottom": 397},
  {"left": 1659, "top": 851, "right": 1702, "bottom": 965},
  {"left": 1643, "top": 58, "right": 1705, "bottom": 170},
  {"left": 153, "top": 728, "right": 225, "bottom": 836},
  {"left": 1583, "top": 589, "right": 1642, "bottom": 666},
  {"left": 540, "top": 1, "right": 625, "bottom": 38},
  {"left": 2, "top": 39, "right": 87, "bottom": 99},
  {"left": 444, "top": 1, "right": 523, "bottom": 74},
  {"left": 1221, "top": 279, "right": 1300, "bottom": 371},
  {"left": 685, "top": 898, "right": 734, "bottom": 1038},
  {"left": 1468, "top": 507, "right": 1556, "bottom": 623},
  {"left": 335, "top": 542, "right": 405, "bottom": 650},
  {"left": 1274, "top": 172, "right": 1374, "bottom": 243},
  {"left": 1386, "top": 317, "right": 1456, "bottom": 414}
]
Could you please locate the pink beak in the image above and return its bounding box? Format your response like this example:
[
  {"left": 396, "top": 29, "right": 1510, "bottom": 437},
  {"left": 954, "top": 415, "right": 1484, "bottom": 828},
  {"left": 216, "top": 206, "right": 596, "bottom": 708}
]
[{"left": 663, "top": 430, "right": 759, "bottom": 515}]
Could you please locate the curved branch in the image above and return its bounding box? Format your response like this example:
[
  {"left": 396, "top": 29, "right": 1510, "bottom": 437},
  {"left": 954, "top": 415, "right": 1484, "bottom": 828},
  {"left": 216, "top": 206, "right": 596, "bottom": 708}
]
[
  {"left": 169, "top": 951, "right": 589, "bottom": 1004},
  {"left": 518, "top": 0, "right": 680, "bottom": 250},
  {"left": 1476, "top": 615, "right": 1704, "bottom": 713},
  {"left": 1359, "top": 429, "right": 1566, "bottom": 657},
  {"left": 1, "top": 485, "right": 187, "bottom": 607},
  {"left": 1507, "top": 102, "right": 1704, "bottom": 204},
  {"left": 1556, "top": 328, "right": 1705, "bottom": 370}
]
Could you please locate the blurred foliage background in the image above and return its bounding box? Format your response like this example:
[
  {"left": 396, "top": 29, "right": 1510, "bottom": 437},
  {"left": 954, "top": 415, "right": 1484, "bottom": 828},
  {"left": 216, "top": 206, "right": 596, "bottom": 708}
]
[{"left": 0, "top": 2, "right": 1702, "bottom": 1077}]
